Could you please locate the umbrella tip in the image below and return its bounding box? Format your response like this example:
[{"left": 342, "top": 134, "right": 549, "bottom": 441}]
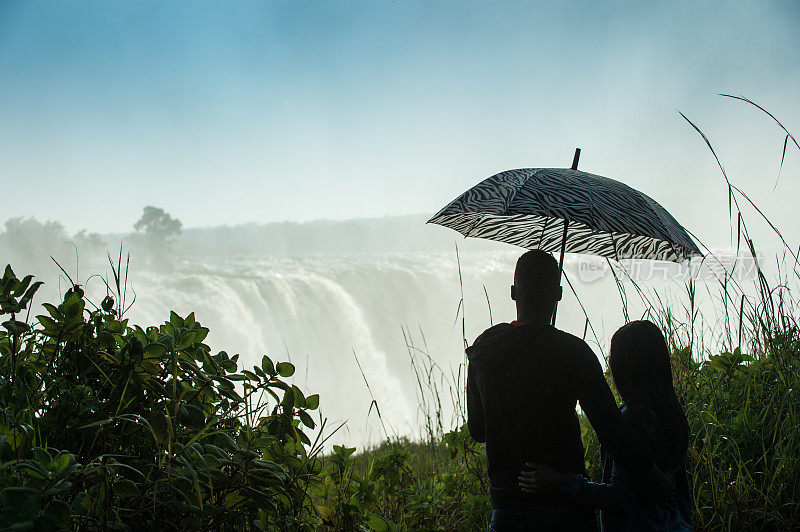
[{"left": 571, "top": 148, "right": 581, "bottom": 170}]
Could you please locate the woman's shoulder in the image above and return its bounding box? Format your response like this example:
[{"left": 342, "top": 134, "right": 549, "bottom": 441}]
[
  {"left": 616, "top": 404, "right": 660, "bottom": 458},
  {"left": 599, "top": 405, "right": 640, "bottom": 457}
]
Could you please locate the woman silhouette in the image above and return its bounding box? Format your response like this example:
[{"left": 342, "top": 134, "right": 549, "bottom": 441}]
[{"left": 519, "top": 320, "right": 692, "bottom": 531}]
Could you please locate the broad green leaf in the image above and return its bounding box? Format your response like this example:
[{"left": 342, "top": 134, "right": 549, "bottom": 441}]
[
  {"left": 305, "top": 394, "right": 320, "bottom": 410},
  {"left": 145, "top": 343, "right": 167, "bottom": 357},
  {"left": 298, "top": 410, "right": 315, "bottom": 429},
  {"left": 291, "top": 385, "right": 306, "bottom": 408},
  {"left": 36, "top": 315, "right": 58, "bottom": 332},
  {"left": 367, "top": 515, "right": 390, "bottom": 532},
  {"left": 276, "top": 362, "right": 295, "bottom": 378},
  {"left": 41, "top": 303, "right": 61, "bottom": 319},
  {"left": 2, "top": 320, "right": 30, "bottom": 335},
  {"left": 170, "top": 310, "right": 183, "bottom": 329},
  {"left": 114, "top": 479, "right": 140, "bottom": 498},
  {"left": 12, "top": 275, "right": 34, "bottom": 297},
  {"left": 48, "top": 452, "right": 72, "bottom": 473},
  {"left": 261, "top": 355, "right": 275, "bottom": 375}
]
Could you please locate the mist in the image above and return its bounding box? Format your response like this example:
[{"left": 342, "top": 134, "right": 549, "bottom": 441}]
[
  {"left": 1, "top": 209, "right": 765, "bottom": 448},
  {"left": 0, "top": 213, "right": 518, "bottom": 444}
]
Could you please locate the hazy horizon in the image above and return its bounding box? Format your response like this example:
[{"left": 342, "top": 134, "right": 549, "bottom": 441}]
[
  {"left": 3, "top": 210, "right": 742, "bottom": 448},
  {"left": 1, "top": 0, "right": 798, "bottom": 248}
]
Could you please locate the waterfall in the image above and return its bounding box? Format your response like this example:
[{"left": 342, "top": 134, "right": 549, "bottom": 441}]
[
  {"left": 6, "top": 222, "right": 723, "bottom": 449},
  {"left": 121, "top": 252, "right": 521, "bottom": 448}
]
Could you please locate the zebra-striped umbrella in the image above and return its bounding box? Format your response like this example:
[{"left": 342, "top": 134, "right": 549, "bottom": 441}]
[
  {"left": 428, "top": 152, "right": 701, "bottom": 323},
  {"left": 428, "top": 155, "right": 701, "bottom": 264}
]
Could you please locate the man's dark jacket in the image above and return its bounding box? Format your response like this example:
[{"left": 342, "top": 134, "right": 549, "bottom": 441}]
[{"left": 466, "top": 321, "right": 652, "bottom": 510}]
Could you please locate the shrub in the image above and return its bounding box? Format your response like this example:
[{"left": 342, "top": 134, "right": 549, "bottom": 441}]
[
  {"left": 0, "top": 265, "right": 322, "bottom": 530},
  {"left": 2, "top": 250, "right": 798, "bottom": 530}
]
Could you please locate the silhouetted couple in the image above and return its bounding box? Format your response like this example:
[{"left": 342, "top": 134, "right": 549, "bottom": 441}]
[{"left": 467, "top": 250, "right": 692, "bottom": 531}]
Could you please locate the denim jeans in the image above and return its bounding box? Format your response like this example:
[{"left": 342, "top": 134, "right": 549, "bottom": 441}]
[{"left": 489, "top": 508, "right": 597, "bottom": 532}]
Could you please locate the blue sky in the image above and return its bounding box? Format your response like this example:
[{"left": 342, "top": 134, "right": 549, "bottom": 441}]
[{"left": 1, "top": 0, "right": 798, "bottom": 244}]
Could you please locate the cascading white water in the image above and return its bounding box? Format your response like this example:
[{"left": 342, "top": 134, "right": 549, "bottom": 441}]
[
  {"left": 4, "top": 215, "right": 745, "bottom": 450},
  {"left": 121, "top": 252, "right": 523, "bottom": 448}
]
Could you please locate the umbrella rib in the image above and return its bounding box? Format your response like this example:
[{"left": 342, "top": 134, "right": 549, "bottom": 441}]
[
  {"left": 538, "top": 218, "right": 550, "bottom": 249},
  {"left": 610, "top": 232, "right": 620, "bottom": 262},
  {"left": 558, "top": 218, "right": 569, "bottom": 268},
  {"left": 667, "top": 241, "right": 682, "bottom": 262},
  {"left": 584, "top": 170, "right": 598, "bottom": 229}
]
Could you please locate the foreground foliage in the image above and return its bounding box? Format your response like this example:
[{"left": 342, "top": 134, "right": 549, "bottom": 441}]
[
  {"left": 1, "top": 260, "right": 799, "bottom": 530},
  {"left": 0, "top": 265, "right": 322, "bottom": 530}
]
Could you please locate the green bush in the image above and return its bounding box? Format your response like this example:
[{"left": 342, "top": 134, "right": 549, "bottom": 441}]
[
  {"left": 0, "top": 265, "right": 322, "bottom": 531},
  {"left": 0, "top": 262, "right": 492, "bottom": 531},
  {"left": 2, "top": 257, "right": 798, "bottom": 531}
]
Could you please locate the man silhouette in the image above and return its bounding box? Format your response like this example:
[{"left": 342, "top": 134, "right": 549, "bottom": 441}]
[{"left": 467, "top": 250, "right": 673, "bottom": 531}]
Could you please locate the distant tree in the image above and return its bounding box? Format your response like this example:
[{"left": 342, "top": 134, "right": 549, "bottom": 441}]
[
  {"left": 72, "top": 229, "right": 105, "bottom": 250},
  {"left": 0, "top": 217, "right": 104, "bottom": 274},
  {"left": 132, "top": 207, "right": 182, "bottom": 267},
  {"left": 134, "top": 206, "right": 182, "bottom": 246}
]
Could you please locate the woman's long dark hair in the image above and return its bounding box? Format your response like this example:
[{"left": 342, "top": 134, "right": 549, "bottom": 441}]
[{"left": 609, "top": 320, "right": 689, "bottom": 467}]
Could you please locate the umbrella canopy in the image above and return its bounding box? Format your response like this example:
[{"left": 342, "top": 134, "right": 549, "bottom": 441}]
[{"left": 428, "top": 167, "right": 701, "bottom": 263}]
